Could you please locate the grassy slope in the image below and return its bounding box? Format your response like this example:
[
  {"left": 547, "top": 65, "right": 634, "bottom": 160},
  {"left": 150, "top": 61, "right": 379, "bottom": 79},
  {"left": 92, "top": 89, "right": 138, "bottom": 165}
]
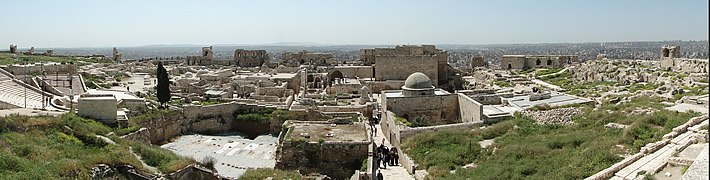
[
  {"left": 402, "top": 96, "right": 700, "bottom": 179},
  {"left": 0, "top": 113, "right": 193, "bottom": 179}
]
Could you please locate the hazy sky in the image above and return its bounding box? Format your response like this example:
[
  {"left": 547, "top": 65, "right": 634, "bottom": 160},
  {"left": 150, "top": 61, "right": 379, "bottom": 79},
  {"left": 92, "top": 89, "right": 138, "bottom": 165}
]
[{"left": 2, "top": 0, "right": 708, "bottom": 48}]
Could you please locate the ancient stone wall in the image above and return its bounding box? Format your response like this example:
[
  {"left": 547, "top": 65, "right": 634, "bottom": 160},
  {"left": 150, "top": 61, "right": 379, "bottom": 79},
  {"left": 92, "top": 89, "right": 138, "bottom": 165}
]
[
  {"left": 361, "top": 80, "right": 404, "bottom": 93},
  {"left": 374, "top": 55, "right": 439, "bottom": 86},
  {"left": 327, "top": 66, "right": 374, "bottom": 79},
  {"left": 234, "top": 49, "right": 268, "bottom": 67},
  {"left": 457, "top": 93, "right": 483, "bottom": 123},
  {"left": 385, "top": 93, "right": 460, "bottom": 126},
  {"left": 3, "top": 63, "right": 77, "bottom": 75},
  {"left": 278, "top": 141, "right": 369, "bottom": 179},
  {"left": 501, "top": 55, "right": 577, "bottom": 70}
]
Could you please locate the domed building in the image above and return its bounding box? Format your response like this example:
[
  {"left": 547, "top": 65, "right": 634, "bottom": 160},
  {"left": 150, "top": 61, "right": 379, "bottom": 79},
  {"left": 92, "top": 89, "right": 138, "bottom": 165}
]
[
  {"left": 380, "top": 72, "right": 484, "bottom": 146},
  {"left": 401, "top": 72, "right": 435, "bottom": 96}
]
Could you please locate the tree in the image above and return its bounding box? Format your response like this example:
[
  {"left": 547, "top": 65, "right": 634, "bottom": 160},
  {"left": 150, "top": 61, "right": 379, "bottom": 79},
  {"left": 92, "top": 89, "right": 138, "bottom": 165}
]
[{"left": 156, "top": 62, "right": 170, "bottom": 108}]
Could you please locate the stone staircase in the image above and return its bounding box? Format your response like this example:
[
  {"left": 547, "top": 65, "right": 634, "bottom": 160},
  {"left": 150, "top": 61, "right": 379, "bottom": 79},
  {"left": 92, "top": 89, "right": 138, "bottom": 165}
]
[{"left": 0, "top": 79, "right": 46, "bottom": 109}]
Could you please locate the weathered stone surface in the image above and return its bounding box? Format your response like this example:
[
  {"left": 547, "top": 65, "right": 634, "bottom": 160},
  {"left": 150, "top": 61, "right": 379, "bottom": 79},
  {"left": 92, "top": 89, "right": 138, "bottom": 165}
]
[{"left": 523, "top": 108, "right": 582, "bottom": 126}]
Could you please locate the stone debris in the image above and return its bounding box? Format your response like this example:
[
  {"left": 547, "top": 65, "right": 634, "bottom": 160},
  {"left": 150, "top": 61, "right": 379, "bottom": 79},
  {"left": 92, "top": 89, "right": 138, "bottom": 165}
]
[
  {"left": 605, "top": 123, "right": 629, "bottom": 129},
  {"left": 523, "top": 107, "right": 582, "bottom": 126},
  {"left": 627, "top": 107, "right": 659, "bottom": 116},
  {"left": 90, "top": 164, "right": 116, "bottom": 179}
]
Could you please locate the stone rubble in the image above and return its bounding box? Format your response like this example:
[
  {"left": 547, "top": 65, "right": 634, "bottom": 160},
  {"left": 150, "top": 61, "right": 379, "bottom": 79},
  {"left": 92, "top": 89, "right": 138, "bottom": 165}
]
[{"left": 523, "top": 107, "right": 583, "bottom": 126}]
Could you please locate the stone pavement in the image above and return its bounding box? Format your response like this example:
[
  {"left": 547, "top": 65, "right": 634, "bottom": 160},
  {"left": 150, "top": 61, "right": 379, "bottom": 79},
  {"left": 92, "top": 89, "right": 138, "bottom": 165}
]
[
  {"left": 0, "top": 108, "right": 65, "bottom": 117},
  {"left": 372, "top": 124, "right": 415, "bottom": 180}
]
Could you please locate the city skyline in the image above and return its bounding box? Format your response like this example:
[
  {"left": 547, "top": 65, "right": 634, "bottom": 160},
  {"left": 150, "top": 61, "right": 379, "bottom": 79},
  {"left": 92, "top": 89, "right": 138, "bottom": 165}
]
[{"left": 1, "top": 0, "right": 708, "bottom": 48}]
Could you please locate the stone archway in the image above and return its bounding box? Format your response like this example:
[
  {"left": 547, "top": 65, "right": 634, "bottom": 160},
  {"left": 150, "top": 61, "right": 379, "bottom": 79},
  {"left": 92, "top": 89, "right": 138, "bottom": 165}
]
[
  {"left": 314, "top": 76, "right": 322, "bottom": 88},
  {"left": 547, "top": 60, "right": 552, "bottom": 66},
  {"left": 508, "top": 64, "right": 512, "bottom": 70},
  {"left": 536, "top": 59, "right": 541, "bottom": 66},
  {"left": 329, "top": 70, "right": 344, "bottom": 86},
  {"left": 663, "top": 48, "right": 670, "bottom": 57}
]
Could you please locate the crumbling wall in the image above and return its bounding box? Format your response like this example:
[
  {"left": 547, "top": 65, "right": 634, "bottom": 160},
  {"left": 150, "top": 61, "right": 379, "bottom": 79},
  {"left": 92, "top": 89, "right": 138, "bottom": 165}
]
[{"left": 278, "top": 141, "right": 368, "bottom": 179}]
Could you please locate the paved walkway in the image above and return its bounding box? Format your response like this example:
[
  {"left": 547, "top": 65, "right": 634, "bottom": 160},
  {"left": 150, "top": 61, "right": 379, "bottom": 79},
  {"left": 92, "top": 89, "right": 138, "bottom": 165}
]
[
  {"left": 371, "top": 124, "right": 415, "bottom": 180},
  {"left": 0, "top": 108, "right": 65, "bottom": 117}
]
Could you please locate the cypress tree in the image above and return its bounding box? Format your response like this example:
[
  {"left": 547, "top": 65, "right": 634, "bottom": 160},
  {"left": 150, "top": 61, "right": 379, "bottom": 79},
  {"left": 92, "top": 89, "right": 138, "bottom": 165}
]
[{"left": 156, "top": 62, "right": 170, "bottom": 108}]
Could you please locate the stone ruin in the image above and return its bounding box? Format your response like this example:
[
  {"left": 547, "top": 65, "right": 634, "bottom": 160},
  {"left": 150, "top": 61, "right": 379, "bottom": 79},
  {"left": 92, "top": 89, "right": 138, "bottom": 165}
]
[
  {"left": 9, "top": 44, "right": 17, "bottom": 54},
  {"left": 113, "top": 47, "right": 122, "bottom": 61}
]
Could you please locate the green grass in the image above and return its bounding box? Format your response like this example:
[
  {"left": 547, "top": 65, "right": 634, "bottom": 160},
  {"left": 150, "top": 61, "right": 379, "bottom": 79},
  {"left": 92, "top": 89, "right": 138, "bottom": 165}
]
[
  {"left": 233, "top": 108, "right": 276, "bottom": 124},
  {"left": 492, "top": 80, "right": 511, "bottom": 87},
  {"left": 128, "top": 109, "right": 180, "bottom": 125},
  {"left": 402, "top": 98, "right": 700, "bottom": 179},
  {"left": 0, "top": 52, "right": 111, "bottom": 66},
  {"left": 536, "top": 68, "right": 562, "bottom": 76},
  {"left": 0, "top": 113, "right": 193, "bottom": 178},
  {"left": 239, "top": 168, "right": 302, "bottom": 180}
]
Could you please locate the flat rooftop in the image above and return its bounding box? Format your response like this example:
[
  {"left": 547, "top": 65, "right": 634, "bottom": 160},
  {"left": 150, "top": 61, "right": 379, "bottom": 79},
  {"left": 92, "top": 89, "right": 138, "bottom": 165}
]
[
  {"left": 161, "top": 133, "right": 279, "bottom": 179},
  {"left": 285, "top": 122, "right": 368, "bottom": 142},
  {"left": 233, "top": 72, "right": 297, "bottom": 80},
  {"left": 383, "top": 89, "right": 450, "bottom": 98},
  {"left": 504, "top": 91, "right": 593, "bottom": 109},
  {"left": 482, "top": 105, "right": 520, "bottom": 118}
]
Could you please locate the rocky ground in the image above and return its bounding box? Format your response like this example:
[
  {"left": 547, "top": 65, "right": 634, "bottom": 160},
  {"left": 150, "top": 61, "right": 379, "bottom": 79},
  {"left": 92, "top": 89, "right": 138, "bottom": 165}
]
[{"left": 523, "top": 108, "right": 583, "bottom": 126}]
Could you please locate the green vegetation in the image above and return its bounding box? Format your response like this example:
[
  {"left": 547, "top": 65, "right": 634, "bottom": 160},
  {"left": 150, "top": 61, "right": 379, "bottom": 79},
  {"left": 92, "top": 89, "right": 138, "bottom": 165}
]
[
  {"left": 239, "top": 168, "right": 302, "bottom": 180},
  {"left": 628, "top": 83, "right": 659, "bottom": 93},
  {"left": 114, "top": 126, "right": 141, "bottom": 136},
  {"left": 128, "top": 139, "right": 194, "bottom": 173},
  {"left": 402, "top": 96, "right": 700, "bottom": 179},
  {"left": 0, "top": 113, "right": 192, "bottom": 178},
  {"left": 128, "top": 109, "right": 180, "bottom": 126},
  {"left": 535, "top": 68, "right": 562, "bottom": 76},
  {"left": 233, "top": 108, "right": 276, "bottom": 124},
  {"left": 197, "top": 100, "right": 222, "bottom": 106},
  {"left": 0, "top": 52, "right": 113, "bottom": 66},
  {"left": 491, "top": 80, "right": 511, "bottom": 87}
]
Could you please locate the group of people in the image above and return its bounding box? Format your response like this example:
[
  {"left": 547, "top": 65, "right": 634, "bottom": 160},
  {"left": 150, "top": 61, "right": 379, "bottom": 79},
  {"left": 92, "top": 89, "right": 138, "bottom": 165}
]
[{"left": 374, "top": 142, "right": 399, "bottom": 169}]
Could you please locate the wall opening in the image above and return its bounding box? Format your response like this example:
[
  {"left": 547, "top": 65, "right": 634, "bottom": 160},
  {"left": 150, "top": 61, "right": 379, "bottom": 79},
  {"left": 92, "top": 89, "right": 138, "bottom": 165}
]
[{"left": 663, "top": 48, "right": 670, "bottom": 57}]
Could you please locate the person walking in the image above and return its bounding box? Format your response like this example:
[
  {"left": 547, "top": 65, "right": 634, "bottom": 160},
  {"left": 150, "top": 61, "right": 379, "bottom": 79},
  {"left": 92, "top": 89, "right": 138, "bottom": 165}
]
[
  {"left": 382, "top": 146, "right": 389, "bottom": 169},
  {"left": 392, "top": 147, "right": 399, "bottom": 166},
  {"left": 377, "top": 170, "right": 383, "bottom": 180}
]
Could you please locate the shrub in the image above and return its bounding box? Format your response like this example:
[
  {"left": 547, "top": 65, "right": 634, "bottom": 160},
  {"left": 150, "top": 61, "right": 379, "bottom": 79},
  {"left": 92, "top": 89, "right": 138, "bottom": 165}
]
[{"left": 199, "top": 156, "right": 216, "bottom": 170}]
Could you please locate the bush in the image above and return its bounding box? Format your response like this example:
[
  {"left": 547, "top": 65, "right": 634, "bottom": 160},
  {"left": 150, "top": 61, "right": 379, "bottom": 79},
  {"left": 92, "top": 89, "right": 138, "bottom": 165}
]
[{"left": 199, "top": 156, "right": 216, "bottom": 170}]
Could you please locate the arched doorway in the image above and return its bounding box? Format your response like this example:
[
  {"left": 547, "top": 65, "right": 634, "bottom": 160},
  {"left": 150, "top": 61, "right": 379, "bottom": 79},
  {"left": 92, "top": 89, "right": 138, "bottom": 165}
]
[
  {"left": 536, "top": 60, "right": 541, "bottom": 66},
  {"left": 508, "top": 64, "right": 512, "bottom": 69},
  {"left": 329, "top": 70, "right": 344, "bottom": 86},
  {"left": 663, "top": 48, "right": 670, "bottom": 57},
  {"left": 546, "top": 60, "right": 552, "bottom": 66}
]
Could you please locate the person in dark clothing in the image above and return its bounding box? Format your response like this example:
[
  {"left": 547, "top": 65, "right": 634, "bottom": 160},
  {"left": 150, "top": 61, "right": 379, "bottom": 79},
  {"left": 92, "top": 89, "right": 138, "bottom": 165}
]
[
  {"left": 382, "top": 146, "right": 389, "bottom": 169},
  {"left": 390, "top": 150, "right": 395, "bottom": 166},
  {"left": 377, "top": 170, "right": 383, "bottom": 180},
  {"left": 391, "top": 147, "right": 399, "bottom": 166}
]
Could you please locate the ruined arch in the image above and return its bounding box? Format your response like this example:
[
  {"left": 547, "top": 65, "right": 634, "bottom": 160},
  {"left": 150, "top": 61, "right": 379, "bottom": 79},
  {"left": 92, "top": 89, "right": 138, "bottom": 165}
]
[
  {"left": 329, "top": 70, "right": 344, "bottom": 86},
  {"left": 547, "top": 60, "right": 552, "bottom": 66},
  {"left": 663, "top": 48, "right": 670, "bottom": 57},
  {"left": 314, "top": 76, "right": 322, "bottom": 88},
  {"left": 536, "top": 59, "right": 541, "bottom": 66}
]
